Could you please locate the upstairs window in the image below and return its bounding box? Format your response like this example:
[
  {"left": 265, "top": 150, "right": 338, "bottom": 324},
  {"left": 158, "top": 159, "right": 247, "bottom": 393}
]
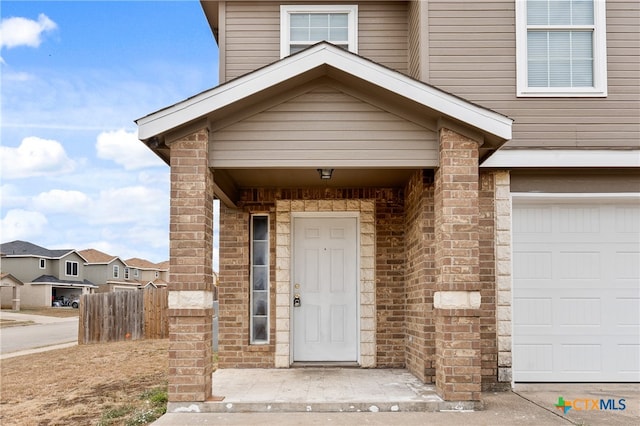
[
  {"left": 516, "top": 0, "right": 607, "bottom": 97},
  {"left": 113, "top": 265, "right": 119, "bottom": 278},
  {"left": 124, "top": 267, "right": 130, "bottom": 279},
  {"left": 39, "top": 258, "right": 46, "bottom": 269},
  {"left": 280, "top": 5, "right": 358, "bottom": 57},
  {"left": 66, "top": 261, "right": 79, "bottom": 277}
]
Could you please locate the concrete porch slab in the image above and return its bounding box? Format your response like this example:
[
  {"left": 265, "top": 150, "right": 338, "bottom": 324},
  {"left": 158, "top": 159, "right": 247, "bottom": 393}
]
[{"left": 166, "top": 368, "right": 482, "bottom": 413}]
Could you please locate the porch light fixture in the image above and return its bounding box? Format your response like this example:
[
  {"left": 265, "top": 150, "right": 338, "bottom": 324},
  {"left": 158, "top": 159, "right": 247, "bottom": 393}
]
[{"left": 317, "top": 168, "right": 334, "bottom": 180}]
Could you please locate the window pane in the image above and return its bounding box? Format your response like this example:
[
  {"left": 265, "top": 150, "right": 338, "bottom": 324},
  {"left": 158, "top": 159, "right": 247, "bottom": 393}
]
[
  {"left": 291, "top": 27, "right": 309, "bottom": 42},
  {"left": 253, "top": 216, "right": 268, "bottom": 240},
  {"left": 252, "top": 266, "right": 267, "bottom": 290},
  {"left": 290, "top": 14, "right": 309, "bottom": 27},
  {"left": 549, "top": 1, "right": 571, "bottom": 25},
  {"left": 573, "top": 60, "right": 593, "bottom": 86},
  {"left": 573, "top": 0, "right": 594, "bottom": 25},
  {"left": 329, "top": 27, "right": 348, "bottom": 41},
  {"left": 527, "top": 0, "right": 548, "bottom": 25},
  {"left": 253, "top": 241, "right": 267, "bottom": 265},
  {"left": 550, "top": 60, "right": 571, "bottom": 86},
  {"left": 330, "top": 13, "right": 348, "bottom": 27},
  {"left": 310, "top": 27, "right": 329, "bottom": 41},
  {"left": 309, "top": 13, "right": 328, "bottom": 27},
  {"left": 252, "top": 317, "right": 268, "bottom": 342},
  {"left": 253, "top": 291, "right": 268, "bottom": 315},
  {"left": 549, "top": 31, "right": 570, "bottom": 58}
]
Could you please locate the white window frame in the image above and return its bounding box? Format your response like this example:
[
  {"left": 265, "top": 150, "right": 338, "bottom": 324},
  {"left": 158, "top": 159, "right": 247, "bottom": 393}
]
[
  {"left": 124, "top": 267, "right": 130, "bottom": 279},
  {"left": 65, "top": 261, "right": 79, "bottom": 277},
  {"left": 515, "top": 0, "right": 607, "bottom": 97},
  {"left": 134, "top": 269, "right": 139, "bottom": 278},
  {"left": 39, "top": 258, "right": 46, "bottom": 269},
  {"left": 280, "top": 4, "right": 358, "bottom": 58},
  {"left": 113, "top": 265, "right": 119, "bottom": 278}
]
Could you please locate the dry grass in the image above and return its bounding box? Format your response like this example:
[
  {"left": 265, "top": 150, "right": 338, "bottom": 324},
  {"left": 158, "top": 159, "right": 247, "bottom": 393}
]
[
  {"left": 0, "top": 339, "right": 168, "bottom": 426},
  {"left": 15, "top": 307, "right": 80, "bottom": 318}
]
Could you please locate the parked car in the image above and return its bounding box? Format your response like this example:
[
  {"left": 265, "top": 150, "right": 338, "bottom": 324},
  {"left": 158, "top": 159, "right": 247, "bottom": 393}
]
[{"left": 53, "top": 296, "right": 80, "bottom": 308}]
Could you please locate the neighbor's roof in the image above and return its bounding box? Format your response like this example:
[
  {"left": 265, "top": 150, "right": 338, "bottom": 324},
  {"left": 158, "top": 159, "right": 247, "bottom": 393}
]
[
  {"left": 78, "top": 248, "right": 119, "bottom": 264},
  {"left": 0, "top": 240, "right": 75, "bottom": 259},
  {"left": 0, "top": 273, "right": 24, "bottom": 286},
  {"left": 31, "top": 275, "right": 97, "bottom": 287},
  {"left": 125, "top": 257, "right": 161, "bottom": 270}
]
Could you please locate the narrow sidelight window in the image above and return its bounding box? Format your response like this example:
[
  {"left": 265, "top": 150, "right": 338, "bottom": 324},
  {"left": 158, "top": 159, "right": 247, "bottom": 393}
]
[{"left": 250, "top": 214, "right": 269, "bottom": 344}]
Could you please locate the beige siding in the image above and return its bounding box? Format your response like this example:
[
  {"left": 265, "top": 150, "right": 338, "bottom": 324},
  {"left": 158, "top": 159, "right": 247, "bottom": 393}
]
[
  {"left": 211, "top": 86, "right": 437, "bottom": 167},
  {"left": 426, "top": 0, "right": 640, "bottom": 149},
  {"left": 223, "top": 1, "right": 408, "bottom": 81},
  {"left": 408, "top": 0, "right": 421, "bottom": 80}
]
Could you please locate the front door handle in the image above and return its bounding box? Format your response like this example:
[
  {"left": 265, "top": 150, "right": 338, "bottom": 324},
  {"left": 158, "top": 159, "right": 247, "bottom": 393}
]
[{"left": 293, "top": 294, "right": 301, "bottom": 307}]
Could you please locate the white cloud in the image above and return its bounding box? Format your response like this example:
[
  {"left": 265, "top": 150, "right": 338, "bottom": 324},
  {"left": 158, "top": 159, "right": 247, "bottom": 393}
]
[
  {"left": 96, "top": 129, "right": 166, "bottom": 170},
  {"left": 31, "top": 189, "right": 92, "bottom": 214},
  {"left": 0, "top": 209, "right": 48, "bottom": 242},
  {"left": 0, "top": 14, "right": 57, "bottom": 50},
  {"left": 0, "top": 136, "right": 76, "bottom": 179}
]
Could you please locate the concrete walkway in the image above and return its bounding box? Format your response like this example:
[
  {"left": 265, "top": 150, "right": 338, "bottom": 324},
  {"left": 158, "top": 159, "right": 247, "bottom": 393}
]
[{"left": 154, "top": 369, "right": 639, "bottom": 425}]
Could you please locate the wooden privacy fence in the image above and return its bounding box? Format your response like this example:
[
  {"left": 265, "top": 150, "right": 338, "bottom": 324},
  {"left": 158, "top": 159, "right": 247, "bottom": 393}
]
[{"left": 78, "top": 288, "right": 168, "bottom": 344}]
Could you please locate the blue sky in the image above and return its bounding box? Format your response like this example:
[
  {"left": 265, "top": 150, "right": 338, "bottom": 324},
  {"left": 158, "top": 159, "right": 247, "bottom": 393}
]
[{"left": 1, "top": 1, "right": 219, "bottom": 265}]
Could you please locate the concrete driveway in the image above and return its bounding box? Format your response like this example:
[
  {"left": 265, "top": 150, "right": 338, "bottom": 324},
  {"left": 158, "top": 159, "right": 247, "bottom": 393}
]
[{"left": 0, "top": 311, "right": 78, "bottom": 358}]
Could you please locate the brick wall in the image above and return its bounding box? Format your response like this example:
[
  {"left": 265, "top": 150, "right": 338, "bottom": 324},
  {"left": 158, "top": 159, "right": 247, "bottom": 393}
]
[
  {"left": 404, "top": 170, "right": 435, "bottom": 381},
  {"left": 433, "top": 128, "right": 482, "bottom": 401},
  {"left": 217, "top": 187, "right": 406, "bottom": 368},
  {"left": 479, "top": 171, "right": 498, "bottom": 389},
  {"left": 167, "top": 129, "right": 215, "bottom": 402}
]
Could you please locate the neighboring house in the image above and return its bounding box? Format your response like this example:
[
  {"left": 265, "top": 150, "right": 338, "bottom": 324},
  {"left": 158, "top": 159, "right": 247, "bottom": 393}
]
[
  {"left": 136, "top": 1, "right": 640, "bottom": 404},
  {"left": 0, "top": 241, "right": 96, "bottom": 307},
  {"left": 0, "top": 273, "right": 24, "bottom": 310},
  {"left": 125, "top": 257, "right": 170, "bottom": 288},
  {"left": 79, "top": 249, "right": 140, "bottom": 292}
]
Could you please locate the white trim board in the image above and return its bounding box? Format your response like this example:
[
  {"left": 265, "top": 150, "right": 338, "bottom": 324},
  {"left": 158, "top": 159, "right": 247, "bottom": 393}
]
[{"left": 481, "top": 150, "right": 640, "bottom": 168}]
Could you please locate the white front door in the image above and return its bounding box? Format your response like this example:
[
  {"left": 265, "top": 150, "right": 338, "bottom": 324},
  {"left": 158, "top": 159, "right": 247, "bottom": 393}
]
[{"left": 292, "top": 216, "right": 358, "bottom": 362}]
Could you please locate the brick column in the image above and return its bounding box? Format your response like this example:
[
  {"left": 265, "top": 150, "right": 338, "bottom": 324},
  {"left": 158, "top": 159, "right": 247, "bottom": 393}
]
[
  {"left": 433, "top": 128, "right": 482, "bottom": 401},
  {"left": 168, "top": 128, "right": 215, "bottom": 403}
]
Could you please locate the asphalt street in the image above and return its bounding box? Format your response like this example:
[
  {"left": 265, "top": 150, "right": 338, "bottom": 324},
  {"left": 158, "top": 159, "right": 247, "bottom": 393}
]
[{"left": 0, "top": 315, "right": 78, "bottom": 355}]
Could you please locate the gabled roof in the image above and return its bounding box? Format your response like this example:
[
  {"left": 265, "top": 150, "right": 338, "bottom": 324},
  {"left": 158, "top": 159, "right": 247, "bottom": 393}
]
[
  {"left": 125, "top": 257, "right": 163, "bottom": 270},
  {"left": 0, "top": 273, "right": 24, "bottom": 286},
  {"left": 78, "top": 248, "right": 120, "bottom": 265},
  {"left": 31, "top": 275, "right": 97, "bottom": 287},
  {"left": 136, "top": 42, "right": 512, "bottom": 148},
  {"left": 0, "top": 240, "right": 75, "bottom": 259}
]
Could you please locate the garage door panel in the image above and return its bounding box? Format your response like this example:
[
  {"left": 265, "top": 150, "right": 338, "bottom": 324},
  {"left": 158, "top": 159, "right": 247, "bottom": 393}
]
[{"left": 513, "top": 197, "right": 640, "bottom": 382}]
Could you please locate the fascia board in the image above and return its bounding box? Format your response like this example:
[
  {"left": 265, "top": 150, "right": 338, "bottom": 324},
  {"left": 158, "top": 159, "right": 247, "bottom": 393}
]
[
  {"left": 138, "top": 44, "right": 513, "bottom": 141},
  {"left": 481, "top": 149, "right": 640, "bottom": 168}
]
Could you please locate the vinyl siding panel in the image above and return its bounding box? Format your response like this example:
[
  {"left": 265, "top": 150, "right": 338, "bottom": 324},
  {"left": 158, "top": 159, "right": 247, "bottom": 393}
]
[
  {"left": 426, "top": 0, "right": 640, "bottom": 150},
  {"left": 223, "top": 1, "right": 408, "bottom": 81},
  {"left": 211, "top": 86, "right": 437, "bottom": 167}
]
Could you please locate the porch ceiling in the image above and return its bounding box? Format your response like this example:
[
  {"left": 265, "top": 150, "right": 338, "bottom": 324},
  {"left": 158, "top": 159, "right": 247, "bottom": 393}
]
[{"left": 217, "top": 168, "right": 419, "bottom": 190}]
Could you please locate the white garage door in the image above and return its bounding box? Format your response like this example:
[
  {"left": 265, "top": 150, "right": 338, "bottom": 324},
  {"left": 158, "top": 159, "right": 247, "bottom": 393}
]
[{"left": 513, "top": 196, "right": 640, "bottom": 382}]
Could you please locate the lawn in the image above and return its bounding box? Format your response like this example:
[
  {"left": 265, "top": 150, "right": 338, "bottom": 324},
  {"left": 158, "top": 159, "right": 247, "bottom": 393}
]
[{"left": 0, "top": 339, "right": 169, "bottom": 425}]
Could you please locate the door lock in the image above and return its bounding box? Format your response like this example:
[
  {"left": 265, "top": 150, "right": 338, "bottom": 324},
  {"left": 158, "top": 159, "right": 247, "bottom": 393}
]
[{"left": 293, "top": 294, "right": 301, "bottom": 307}]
